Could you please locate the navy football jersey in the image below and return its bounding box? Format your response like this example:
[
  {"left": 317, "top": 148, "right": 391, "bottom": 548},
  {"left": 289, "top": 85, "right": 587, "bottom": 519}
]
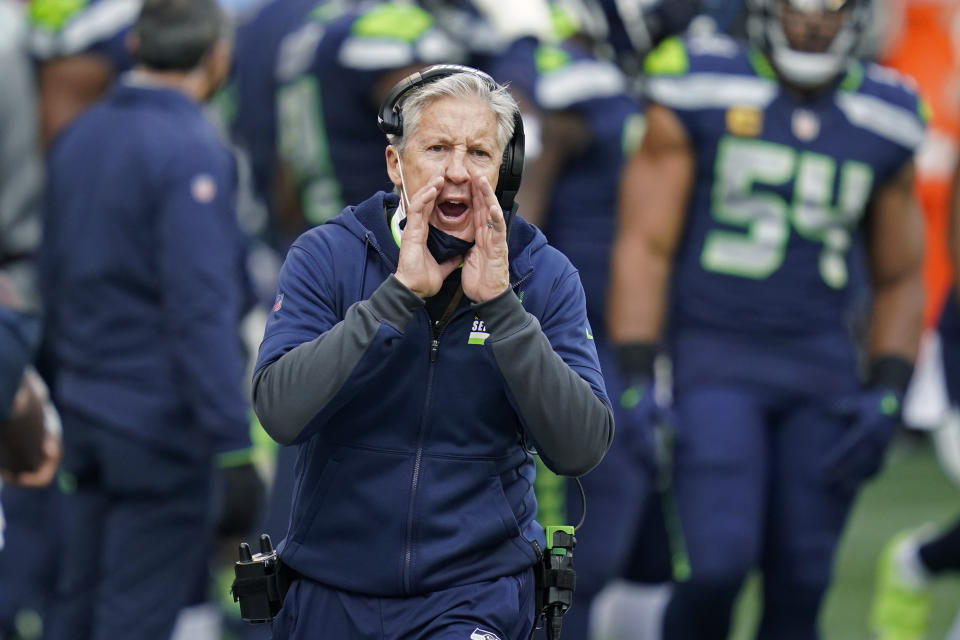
[
  {"left": 645, "top": 34, "right": 926, "bottom": 338},
  {"left": 493, "top": 39, "right": 643, "bottom": 329},
  {"left": 274, "top": 2, "right": 465, "bottom": 226},
  {"left": 27, "top": 0, "right": 139, "bottom": 71},
  {"left": 230, "top": 0, "right": 320, "bottom": 215}
]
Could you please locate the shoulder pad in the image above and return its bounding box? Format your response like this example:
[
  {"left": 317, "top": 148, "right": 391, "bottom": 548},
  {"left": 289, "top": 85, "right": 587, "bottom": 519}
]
[
  {"left": 350, "top": 3, "right": 433, "bottom": 42},
  {"left": 836, "top": 62, "right": 928, "bottom": 150},
  {"left": 644, "top": 36, "right": 688, "bottom": 77},
  {"left": 28, "top": 0, "right": 88, "bottom": 32},
  {"left": 28, "top": 0, "right": 138, "bottom": 59}
]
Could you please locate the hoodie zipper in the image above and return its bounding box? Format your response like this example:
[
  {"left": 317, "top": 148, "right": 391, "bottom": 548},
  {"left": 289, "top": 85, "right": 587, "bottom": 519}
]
[{"left": 401, "top": 286, "right": 466, "bottom": 593}]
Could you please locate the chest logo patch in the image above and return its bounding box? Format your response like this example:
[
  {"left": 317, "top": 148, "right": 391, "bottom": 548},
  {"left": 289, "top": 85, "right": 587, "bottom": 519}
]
[
  {"left": 792, "top": 108, "right": 820, "bottom": 141},
  {"left": 470, "top": 630, "right": 502, "bottom": 640},
  {"left": 469, "top": 318, "right": 490, "bottom": 345},
  {"left": 726, "top": 105, "right": 763, "bottom": 137}
]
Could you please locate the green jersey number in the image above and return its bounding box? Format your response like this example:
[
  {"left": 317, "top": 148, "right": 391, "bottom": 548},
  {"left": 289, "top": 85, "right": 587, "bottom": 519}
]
[
  {"left": 701, "top": 137, "right": 874, "bottom": 288},
  {"left": 276, "top": 76, "right": 343, "bottom": 226}
]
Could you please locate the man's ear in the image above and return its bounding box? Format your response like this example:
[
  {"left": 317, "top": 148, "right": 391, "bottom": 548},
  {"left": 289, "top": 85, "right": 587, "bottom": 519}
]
[{"left": 385, "top": 145, "right": 402, "bottom": 189}]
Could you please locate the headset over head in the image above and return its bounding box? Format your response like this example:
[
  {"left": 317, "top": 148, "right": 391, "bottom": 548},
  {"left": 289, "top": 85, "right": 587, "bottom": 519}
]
[
  {"left": 377, "top": 64, "right": 525, "bottom": 217},
  {"left": 747, "top": 0, "right": 870, "bottom": 89}
]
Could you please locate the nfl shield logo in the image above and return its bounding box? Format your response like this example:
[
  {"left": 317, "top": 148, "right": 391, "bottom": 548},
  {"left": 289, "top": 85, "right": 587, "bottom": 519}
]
[{"left": 272, "top": 293, "right": 284, "bottom": 312}]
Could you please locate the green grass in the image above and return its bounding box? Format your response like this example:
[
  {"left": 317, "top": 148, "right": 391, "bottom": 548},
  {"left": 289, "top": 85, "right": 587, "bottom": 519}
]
[{"left": 731, "top": 435, "right": 960, "bottom": 639}]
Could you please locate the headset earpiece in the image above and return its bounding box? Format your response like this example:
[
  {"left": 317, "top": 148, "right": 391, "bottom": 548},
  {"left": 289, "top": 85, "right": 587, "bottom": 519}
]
[{"left": 377, "top": 64, "right": 524, "bottom": 215}]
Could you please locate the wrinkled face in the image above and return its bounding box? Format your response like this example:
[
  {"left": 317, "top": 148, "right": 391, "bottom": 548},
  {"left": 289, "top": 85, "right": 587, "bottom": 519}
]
[
  {"left": 778, "top": 0, "right": 848, "bottom": 53},
  {"left": 386, "top": 95, "right": 502, "bottom": 243}
]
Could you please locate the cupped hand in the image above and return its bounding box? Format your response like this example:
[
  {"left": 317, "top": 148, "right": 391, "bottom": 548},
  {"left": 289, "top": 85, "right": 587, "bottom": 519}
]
[
  {"left": 462, "top": 174, "right": 510, "bottom": 303},
  {"left": 395, "top": 176, "right": 460, "bottom": 298}
]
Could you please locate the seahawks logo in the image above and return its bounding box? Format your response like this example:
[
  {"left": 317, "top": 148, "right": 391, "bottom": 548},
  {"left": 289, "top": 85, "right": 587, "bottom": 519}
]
[{"left": 470, "top": 629, "right": 501, "bottom": 640}]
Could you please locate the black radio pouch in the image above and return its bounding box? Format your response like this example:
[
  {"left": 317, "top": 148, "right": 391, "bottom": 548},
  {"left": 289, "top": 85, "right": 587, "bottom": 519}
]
[{"left": 231, "top": 534, "right": 296, "bottom": 624}]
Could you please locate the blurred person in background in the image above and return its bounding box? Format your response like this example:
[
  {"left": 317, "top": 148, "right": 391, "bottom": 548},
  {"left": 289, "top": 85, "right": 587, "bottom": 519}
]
[
  {"left": 26, "top": 0, "right": 140, "bottom": 147},
  {"left": 489, "top": 1, "right": 695, "bottom": 637},
  {"left": 269, "top": 1, "right": 465, "bottom": 242},
  {"left": 608, "top": 1, "right": 927, "bottom": 638},
  {"left": 0, "top": 3, "right": 61, "bottom": 638},
  {"left": 878, "top": 0, "right": 960, "bottom": 434},
  {"left": 38, "top": 2, "right": 262, "bottom": 639}
]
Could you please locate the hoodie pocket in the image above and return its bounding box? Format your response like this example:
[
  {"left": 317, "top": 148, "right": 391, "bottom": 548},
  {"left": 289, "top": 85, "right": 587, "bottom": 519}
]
[
  {"left": 410, "top": 457, "right": 523, "bottom": 589},
  {"left": 290, "top": 458, "right": 340, "bottom": 544}
]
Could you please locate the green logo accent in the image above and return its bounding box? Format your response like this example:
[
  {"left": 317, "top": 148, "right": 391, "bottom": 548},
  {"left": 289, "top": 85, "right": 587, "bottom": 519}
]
[
  {"left": 535, "top": 44, "right": 572, "bottom": 74},
  {"left": 352, "top": 3, "right": 432, "bottom": 42},
  {"left": 748, "top": 48, "right": 777, "bottom": 80},
  {"left": 839, "top": 60, "right": 864, "bottom": 93},
  {"left": 29, "top": 0, "right": 87, "bottom": 32},
  {"left": 57, "top": 470, "right": 77, "bottom": 494},
  {"left": 644, "top": 37, "right": 688, "bottom": 77},
  {"left": 517, "top": 290, "right": 525, "bottom": 304},
  {"left": 550, "top": 5, "right": 578, "bottom": 41},
  {"left": 918, "top": 97, "right": 934, "bottom": 125},
  {"left": 880, "top": 392, "right": 900, "bottom": 417},
  {"left": 620, "top": 386, "right": 643, "bottom": 410},
  {"left": 467, "top": 336, "right": 487, "bottom": 345},
  {"left": 585, "top": 327, "right": 593, "bottom": 340}
]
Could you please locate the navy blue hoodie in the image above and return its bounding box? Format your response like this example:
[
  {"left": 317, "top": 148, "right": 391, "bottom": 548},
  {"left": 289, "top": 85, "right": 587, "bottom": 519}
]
[{"left": 254, "top": 191, "right": 613, "bottom": 596}]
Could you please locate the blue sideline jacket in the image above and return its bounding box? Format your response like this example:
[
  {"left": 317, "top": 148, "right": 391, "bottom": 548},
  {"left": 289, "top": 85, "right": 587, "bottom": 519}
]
[{"left": 254, "top": 192, "right": 613, "bottom": 597}]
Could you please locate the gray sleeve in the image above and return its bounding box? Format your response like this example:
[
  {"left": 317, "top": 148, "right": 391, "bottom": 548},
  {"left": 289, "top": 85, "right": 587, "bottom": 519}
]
[
  {"left": 0, "top": 36, "right": 43, "bottom": 311},
  {"left": 475, "top": 289, "right": 614, "bottom": 477},
  {"left": 252, "top": 275, "right": 424, "bottom": 445}
]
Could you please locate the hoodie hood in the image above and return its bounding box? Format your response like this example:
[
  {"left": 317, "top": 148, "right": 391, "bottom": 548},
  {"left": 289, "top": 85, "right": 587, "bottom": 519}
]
[{"left": 327, "top": 191, "right": 548, "bottom": 285}]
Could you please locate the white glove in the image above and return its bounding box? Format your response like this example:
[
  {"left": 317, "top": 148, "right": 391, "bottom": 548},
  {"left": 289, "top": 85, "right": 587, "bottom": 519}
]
[{"left": 471, "top": 0, "right": 553, "bottom": 43}]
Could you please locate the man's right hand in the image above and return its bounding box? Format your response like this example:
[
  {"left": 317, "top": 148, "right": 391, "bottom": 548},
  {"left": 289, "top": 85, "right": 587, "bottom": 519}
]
[{"left": 395, "top": 176, "right": 459, "bottom": 298}]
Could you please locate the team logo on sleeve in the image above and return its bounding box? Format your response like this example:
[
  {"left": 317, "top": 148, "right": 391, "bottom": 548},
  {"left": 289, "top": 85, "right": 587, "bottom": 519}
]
[
  {"left": 468, "top": 318, "right": 489, "bottom": 345},
  {"left": 469, "top": 630, "right": 501, "bottom": 640},
  {"left": 272, "top": 293, "right": 284, "bottom": 312},
  {"left": 191, "top": 174, "right": 217, "bottom": 203}
]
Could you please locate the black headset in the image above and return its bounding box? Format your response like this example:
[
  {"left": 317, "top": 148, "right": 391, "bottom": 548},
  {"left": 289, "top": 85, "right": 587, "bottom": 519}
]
[{"left": 377, "top": 64, "right": 525, "bottom": 217}]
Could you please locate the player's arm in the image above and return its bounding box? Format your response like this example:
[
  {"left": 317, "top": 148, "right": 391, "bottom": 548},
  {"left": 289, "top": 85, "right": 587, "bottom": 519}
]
[
  {"left": 36, "top": 54, "right": 113, "bottom": 147},
  {"left": 514, "top": 109, "right": 590, "bottom": 228},
  {"left": 865, "top": 160, "right": 924, "bottom": 364},
  {"left": 607, "top": 102, "right": 693, "bottom": 344}
]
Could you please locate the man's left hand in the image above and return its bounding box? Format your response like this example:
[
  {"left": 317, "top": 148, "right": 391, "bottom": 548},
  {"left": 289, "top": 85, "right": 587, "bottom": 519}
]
[{"left": 463, "top": 174, "right": 510, "bottom": 303}]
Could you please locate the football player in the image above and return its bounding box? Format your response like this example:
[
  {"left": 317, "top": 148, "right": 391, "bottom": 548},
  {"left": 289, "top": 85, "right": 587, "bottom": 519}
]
[{"left": 608, "top": 0, "right": 927, "bottom": 637}]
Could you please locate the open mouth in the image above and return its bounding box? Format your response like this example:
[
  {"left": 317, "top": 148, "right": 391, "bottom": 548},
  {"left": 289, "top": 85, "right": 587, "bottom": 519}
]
[{"left": 438, "top": 200, "right": 468, "bottom": 220}]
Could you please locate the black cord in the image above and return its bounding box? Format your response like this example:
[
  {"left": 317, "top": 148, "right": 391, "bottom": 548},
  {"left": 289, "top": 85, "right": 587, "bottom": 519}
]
[{"left": 574, "top": 477, "right": 586, "bottom": 532}]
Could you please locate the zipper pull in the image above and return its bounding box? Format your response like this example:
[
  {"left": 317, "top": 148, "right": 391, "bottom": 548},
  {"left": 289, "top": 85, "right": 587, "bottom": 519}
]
[{"left": 430, "top": 338, "right": 439, "bottom": 363}]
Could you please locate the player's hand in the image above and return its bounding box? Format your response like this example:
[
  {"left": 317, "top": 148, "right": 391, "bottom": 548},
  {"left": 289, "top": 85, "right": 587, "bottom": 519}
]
[
  {"left": 823, "top": 388, "right": 901, "bottom": 495},
  {"left": 2, "top": 370, "right": 62, "bottom": 488},
  {"left": 462, "top": 174, "right": 509, "bottom": 303},
  {"left": 395, "top": 176, "right": 460, "bottom": 298},
  {"left": 619, "top": 379, "right": 670, "bottom": 476}
]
